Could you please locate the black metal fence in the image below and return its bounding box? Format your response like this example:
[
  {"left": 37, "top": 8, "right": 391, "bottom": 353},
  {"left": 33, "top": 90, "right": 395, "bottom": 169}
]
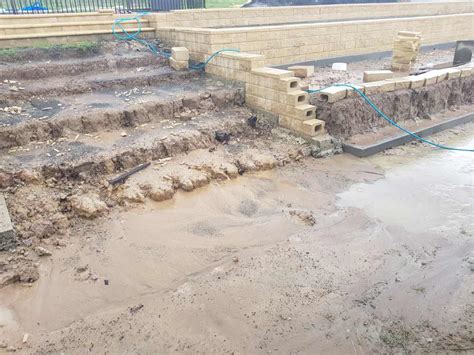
[{"left": 0, "top": 0, "right": 205, "bottom": 14}]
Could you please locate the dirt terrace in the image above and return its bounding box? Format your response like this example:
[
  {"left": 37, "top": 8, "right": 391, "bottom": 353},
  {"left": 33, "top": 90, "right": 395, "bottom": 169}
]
[
  {"left": 0, "top": 42, "right": 325, "bottom": 290},
  {"left": 0, "top": 42, "right": 473, "bottom": 354}
]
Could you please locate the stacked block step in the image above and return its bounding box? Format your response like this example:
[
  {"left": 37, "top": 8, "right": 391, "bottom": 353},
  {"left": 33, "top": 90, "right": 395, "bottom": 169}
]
[
  {"left": 391, "top": 31, "right": 422, "bottom": 72},
  {"left": 247, "top": 67, "right": 324, "bottom": 137},
  {"left": 170, "top": 47, "right": 189, "bottom": 71}
]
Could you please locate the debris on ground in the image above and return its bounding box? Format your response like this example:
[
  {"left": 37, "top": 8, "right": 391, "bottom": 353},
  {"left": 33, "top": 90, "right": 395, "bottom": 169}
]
[{"left": 215, "top": 131, "right": 231, "bottom": 144}]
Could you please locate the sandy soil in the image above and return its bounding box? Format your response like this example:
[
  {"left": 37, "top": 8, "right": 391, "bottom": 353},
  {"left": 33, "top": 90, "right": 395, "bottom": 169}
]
[{"left": 0, "top": 123, "right": 473, "bottom": 354}]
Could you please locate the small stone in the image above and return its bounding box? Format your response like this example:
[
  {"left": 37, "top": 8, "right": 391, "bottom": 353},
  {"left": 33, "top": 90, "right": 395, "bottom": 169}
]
[
  {"left": 22, "top": 333, "right": 29, "bottom": 343},
  {"left": 16, "top": 170, "right": 41, "bottom": 184},
  {"left": 70, "top": 193, "right": 108, "bottom": 219},
  {"left": 34, "top": 246, "right": 52, "bottom": 257},
  {"left": 121, "top": 132, "right": 127, "bottom": 137},
  {"left": 121, "top": 185, "right": 146, "bottom": 203},
  {"left": 75, "top": 265, "right": 88, "bottom": 273},
  {"left": 232, "top": 256, "right": 239, "bottom": 263}
]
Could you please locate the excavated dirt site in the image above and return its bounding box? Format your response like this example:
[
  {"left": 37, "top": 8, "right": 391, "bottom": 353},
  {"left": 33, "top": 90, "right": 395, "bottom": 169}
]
[{"left": 0, "top": 40, "right": 473, "bottom": 354}]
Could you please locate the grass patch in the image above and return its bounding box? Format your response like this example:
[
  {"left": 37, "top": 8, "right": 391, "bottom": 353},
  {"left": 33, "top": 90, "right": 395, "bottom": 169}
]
[
  {"left": 0, "top": 41, "right": 100, "bottom": 61},
  {"left": 28, "top": 41, "right": 99, "bottom": 52},
  {"left": 0, "top": 48, "right": 18, "bottom": 58}
]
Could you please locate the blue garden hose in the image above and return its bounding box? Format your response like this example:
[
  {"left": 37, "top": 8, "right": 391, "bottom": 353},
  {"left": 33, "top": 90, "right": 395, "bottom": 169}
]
[
  {"left": 112, "top": 13, "right": 239, "bottom": 70},
  {"left": 307, "top": 84, "right": 474, "bottom": 153}
]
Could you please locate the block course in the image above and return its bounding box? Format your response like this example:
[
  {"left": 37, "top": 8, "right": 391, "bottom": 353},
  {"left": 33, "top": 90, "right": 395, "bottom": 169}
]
[
  {"left": 156, "top": 13, "right": 474, "bottom": 66},
  {"left": 205, "top": 51, "right": 324, "bottom": 137},
  {"left": 313, "top": 64, "right": 473, "bottom": 104},
  {"left": 147, "top": 2, "right": 474, "bottom": 29}
]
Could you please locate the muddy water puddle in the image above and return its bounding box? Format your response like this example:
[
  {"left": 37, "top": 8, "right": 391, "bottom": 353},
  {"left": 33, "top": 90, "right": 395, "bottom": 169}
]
[
  {"left": 2, "top": 170, "right": 336, "bottom": 333},
  {"left": 1, "top": 126, "right": 473, "bottom": 352},
  {"left": 338, "top": 135, "right": 474, "bottom": 234}
]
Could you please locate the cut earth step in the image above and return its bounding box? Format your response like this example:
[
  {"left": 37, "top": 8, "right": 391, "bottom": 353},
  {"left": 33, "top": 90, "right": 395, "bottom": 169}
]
[
  {"left": 0, "top": 107, "right": 253, "bottom": 184},
  {"left": 0, "top": 52, "right": 165, "bottom": 81},
  {"left": 0, "top": 82, "right": 244, "bottom": 149},
  {"left": 2, "top": 125, "right": 321, "bottom": 283},
  {"left": 0, "top": 66, "right": 199, "bottom": 103}
]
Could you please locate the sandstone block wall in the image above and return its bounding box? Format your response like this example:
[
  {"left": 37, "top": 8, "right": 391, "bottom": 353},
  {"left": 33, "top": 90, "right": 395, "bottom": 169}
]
[
  {"left": 156, "top": 13, "right": 474, "bottom": 66},
  {"left": 205, "top": 51, "right": 325, "bottom": 137},
  {"left": 147, "top": 2, "right": 474, "bottom": 28},
  {"left": 0, "top": 11, "right": 154, "bottom": 49}
]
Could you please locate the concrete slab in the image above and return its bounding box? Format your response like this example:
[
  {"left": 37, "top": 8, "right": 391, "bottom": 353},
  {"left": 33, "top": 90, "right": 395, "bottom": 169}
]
[
  {"left": 342, "top": 113, "right": 474, "bottom": 158},
  {"left": 0, "top": 193, "right": 16, "bottom": 251}
]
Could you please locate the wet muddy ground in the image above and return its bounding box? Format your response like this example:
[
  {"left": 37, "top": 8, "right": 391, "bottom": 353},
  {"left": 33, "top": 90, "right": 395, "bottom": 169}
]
[{"left": 0, "top": 123, "right": 472, "bottom": 354}]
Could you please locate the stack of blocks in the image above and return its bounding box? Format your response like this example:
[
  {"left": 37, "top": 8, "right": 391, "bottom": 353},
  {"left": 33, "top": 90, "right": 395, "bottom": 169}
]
[
  {"left": 245, "top": 67, "right": 325, "bottom": 137},
  {"left": 170, "top": 47, "right": 189, "bottom": 71},
  {"left": 205, "top": 52, "right": 324, "bottom": 137},
  {"left": 391, "top": 31, "right": 422, "bottom": 72}
]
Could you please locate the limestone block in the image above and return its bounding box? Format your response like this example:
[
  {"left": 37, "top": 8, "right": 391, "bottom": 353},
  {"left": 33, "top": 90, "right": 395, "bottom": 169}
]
[
  {"left": 246, "top": 83, "right": 308, "bottom": 106},
  {"left": 287, "top": 90, "right": 310, "bottom": 106},
  {"left": 246, "top": 94, "right": 272, "bottom": 112},
  {"left": 385, "top": 77, "right": 412, "bottom": 90},
  {"left": 443, "top": 68, "right": 462, "bottom": 80},
  {"left": 288, "top": 65, "right": 315, "bottom": 78},
  {"left": 247, "top": 73, "right": 300, "bottom": 92},
  {"left": 315, "top": 86, "right": 347, "bottom": 103},
  {"left": 460, "top": 67, "right": 473, "bottom": 77},
  {"left": 251, "top": 67, "right": 294, "bottom": 79},
  {"left": 293, "top": 104, "right": 316, "bottom": 121},
  {"left": 418, "top": 71, "right": 438, "bottom": 86},
  {"left": 391, "top": 62, "right": 411, "bottom": 72},
  {"left": 170, "top": 57, "right": 188, "bottom": 71},
  {"left": 363, "top": 70, "right": 394, "bottom": 83},
  {"left": 362, "top": 80, "right": 395, "bottom": 95},
  {"left": 409, "top": 75, "right": 426, "bottom": 88},
  {"left": 172, "top": 47, "right": 190, "bottom": 61},
  {"left": 279, "top": 116, "right": 325, "bottom": 137}
]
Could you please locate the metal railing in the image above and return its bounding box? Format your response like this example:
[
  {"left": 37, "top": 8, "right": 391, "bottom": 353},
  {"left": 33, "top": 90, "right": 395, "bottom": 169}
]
[{"left": 0, "top": 0, "right": 205, "bottom": 14}]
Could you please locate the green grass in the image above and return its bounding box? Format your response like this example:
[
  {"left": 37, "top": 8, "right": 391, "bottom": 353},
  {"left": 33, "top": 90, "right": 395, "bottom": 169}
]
[
  {"left": 0, "top": 48, "right": 18, "bottom": 58},
  {"left": 0, "top": 41, "right": 99, "bottom": 59},
  {"left": 205, "top": 0, "right": 247, "bottom": 9}
]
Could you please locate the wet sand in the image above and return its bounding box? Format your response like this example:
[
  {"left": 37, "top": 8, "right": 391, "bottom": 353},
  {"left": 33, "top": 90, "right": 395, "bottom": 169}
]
[{"left": 0, "top": 124, "right": 473, "bottom": 353}]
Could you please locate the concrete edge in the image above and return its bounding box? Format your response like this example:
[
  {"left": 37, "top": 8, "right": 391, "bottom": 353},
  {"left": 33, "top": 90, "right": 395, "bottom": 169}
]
[{"left": 342, "top": 112, "right": 474, "bottom": 158}]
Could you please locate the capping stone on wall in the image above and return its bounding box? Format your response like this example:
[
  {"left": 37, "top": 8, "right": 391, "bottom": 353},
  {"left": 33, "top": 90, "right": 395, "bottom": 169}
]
[{"left": 314, "top": 65, "right": 473, "bottom": 104}]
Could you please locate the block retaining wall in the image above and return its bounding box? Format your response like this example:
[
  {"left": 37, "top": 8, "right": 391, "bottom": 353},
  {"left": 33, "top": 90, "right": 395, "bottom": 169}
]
[
  {"left": 156, "top": 13, "right": 474, "bottom": 66},
  {"left": 205, "top": 51, "right": 473, "bottom": 138},
  {"left": 148, "top": 2, "right": 474, "bottom": 28}
]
